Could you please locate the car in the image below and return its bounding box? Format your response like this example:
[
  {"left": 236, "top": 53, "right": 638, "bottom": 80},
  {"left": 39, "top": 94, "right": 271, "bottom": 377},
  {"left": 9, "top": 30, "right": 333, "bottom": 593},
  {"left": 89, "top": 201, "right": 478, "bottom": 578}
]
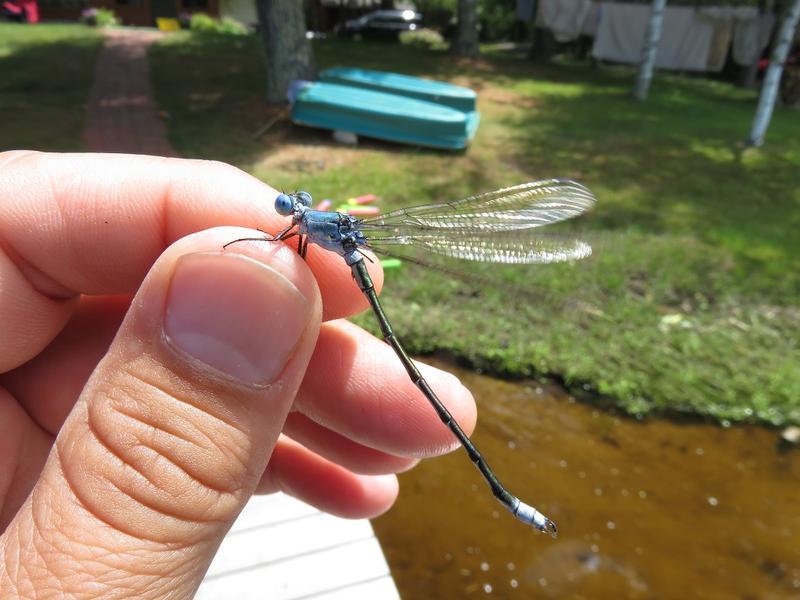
[{"left": 339, "top": 9, "right": 422, "bottom": 39}]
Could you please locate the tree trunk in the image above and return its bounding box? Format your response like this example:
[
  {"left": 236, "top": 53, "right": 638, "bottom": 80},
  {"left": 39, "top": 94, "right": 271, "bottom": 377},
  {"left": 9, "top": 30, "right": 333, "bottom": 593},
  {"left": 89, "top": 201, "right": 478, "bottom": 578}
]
[
  {"left": 257, "top": 0, "right": 314, "bottom": 104},
  {"left": 453, "top": 0, "right": 479, "bottom": 58},
  {"left": 633, "top": 0, "right": 667, "bottom": 101},
  {"left": 736, "top": 0, "right": 769, "bottom": 88},
  {"left": 747, "top": 0, "right": 800, "bottom": 146},
  {"left": 528, "top": 26, "right": 555, "bottom": 61}
]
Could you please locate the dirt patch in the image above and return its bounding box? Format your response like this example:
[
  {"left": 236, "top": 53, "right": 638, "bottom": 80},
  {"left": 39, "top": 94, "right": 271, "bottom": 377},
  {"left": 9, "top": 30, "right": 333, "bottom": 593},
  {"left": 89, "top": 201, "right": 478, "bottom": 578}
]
[
  {"left": 478, "top": 86, "right": 539, "bottom": 109},
  {"left": 257, "top": 140, "right": 365, "bottom": 175}
]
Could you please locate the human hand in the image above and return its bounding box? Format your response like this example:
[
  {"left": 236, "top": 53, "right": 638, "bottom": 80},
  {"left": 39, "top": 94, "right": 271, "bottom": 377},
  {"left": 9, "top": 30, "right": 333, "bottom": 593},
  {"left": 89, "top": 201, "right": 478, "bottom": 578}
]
[{"left": 0, "top": 151, "right": 475, "bottom": 598}]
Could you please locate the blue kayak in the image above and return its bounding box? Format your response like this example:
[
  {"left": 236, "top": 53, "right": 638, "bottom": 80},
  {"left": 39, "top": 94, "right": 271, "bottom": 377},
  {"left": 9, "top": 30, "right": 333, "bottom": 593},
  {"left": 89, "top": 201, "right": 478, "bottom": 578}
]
[
  {"left": 290, "top": 80, "right": 480, "bottom": 150},
  {"left": 318, "top": 67, "right": 477, "bottom": 114}
]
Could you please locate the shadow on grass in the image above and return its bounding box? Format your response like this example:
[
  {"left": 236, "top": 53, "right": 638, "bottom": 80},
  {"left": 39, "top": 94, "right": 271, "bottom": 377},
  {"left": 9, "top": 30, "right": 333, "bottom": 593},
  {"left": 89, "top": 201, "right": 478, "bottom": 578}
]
[
  {"left": 496, "top": 73, "right": 800, "bottom": 302},
  {"left": 0, "top": 24, "right": 102, "bottom": 151}
]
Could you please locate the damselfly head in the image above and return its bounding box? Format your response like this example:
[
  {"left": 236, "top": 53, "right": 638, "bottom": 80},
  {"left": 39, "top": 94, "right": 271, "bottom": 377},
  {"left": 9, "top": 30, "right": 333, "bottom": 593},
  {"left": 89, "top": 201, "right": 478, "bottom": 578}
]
[{"left": 275, "top": 193, "right": 294, "bottom": 216}]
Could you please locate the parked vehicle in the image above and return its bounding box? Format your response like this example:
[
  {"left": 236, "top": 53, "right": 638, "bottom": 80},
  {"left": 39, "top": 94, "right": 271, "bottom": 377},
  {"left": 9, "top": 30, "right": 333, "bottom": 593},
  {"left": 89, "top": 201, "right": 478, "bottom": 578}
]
[{"left": 339, "top": 9, "right": 422, "bottom": 39}]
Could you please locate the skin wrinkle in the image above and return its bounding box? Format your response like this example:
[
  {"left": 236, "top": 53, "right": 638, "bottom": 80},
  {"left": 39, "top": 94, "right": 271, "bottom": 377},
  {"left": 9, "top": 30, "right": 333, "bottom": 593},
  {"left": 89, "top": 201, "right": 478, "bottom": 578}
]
[
  {"left": 0, "top": 154, "right": 79, "bottom": 302},
  {"left": 72, "top": 396, "right": 233, "bottom": 530},
  {"left": 17, "top": 500, "right": 188, "bottom": 600},
  {"left": 0, "top": 526, "right": 22, "bottom": 597},
  {"left": 27, "top": 484, "right": 70, "bottom": 598},
  {"left": 0, "top": 246, "right": 77, "bottom": 372},
  {"left": 1, "top": 246, "right": 78, "bottom": 302},
  {"left": 55, "top": 438, "right": 222, "bottom": 547},
  {"left": 50, "top": 454, "right": 211, "bottom": 561},
  {"left": 35, "top": 497, "right": 122, "bottom": 577},
  {"left": 109, "top": 364, "right": 247, "bottom": 463},
  {"left": 110, "top": 403, "right": 207, "bottom": 452},
  {"left": 50, "top": 524, "right": 178, "bottom": 582},
  {"left": 117, "top": 359, "right": 252, "bottom": 448},
  {"left": 61, "top": 542, "right": 194, "bottom": 600},
  {"left": 83, "top": 402, "right": 241, "bottom": 527},
  {"left": 114, "top": 361, "right": 255, "bottom": 480}
]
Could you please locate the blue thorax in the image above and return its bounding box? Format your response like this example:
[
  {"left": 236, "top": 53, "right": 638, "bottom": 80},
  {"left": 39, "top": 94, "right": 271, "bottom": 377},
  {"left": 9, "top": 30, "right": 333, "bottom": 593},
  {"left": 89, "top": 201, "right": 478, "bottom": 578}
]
[{"left": 277, "top": 192, "right": 367, "bottom": 265}]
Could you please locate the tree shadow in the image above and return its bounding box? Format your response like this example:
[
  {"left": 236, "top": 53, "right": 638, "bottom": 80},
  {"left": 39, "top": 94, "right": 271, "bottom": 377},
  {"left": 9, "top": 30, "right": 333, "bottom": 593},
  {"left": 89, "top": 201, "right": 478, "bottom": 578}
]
[
  {"left": 0, "top": 30, "right": 103, "bottom": 151},
  {"left": 486, "top": 65, "right": 800, "bottom": 301}
]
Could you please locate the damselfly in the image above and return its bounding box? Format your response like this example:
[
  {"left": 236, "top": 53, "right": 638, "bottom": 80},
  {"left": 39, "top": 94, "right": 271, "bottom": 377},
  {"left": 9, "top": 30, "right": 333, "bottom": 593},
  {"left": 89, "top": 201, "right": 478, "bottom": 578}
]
[{"left": 226, "top": 179, "right": 597, "bottom": 536}]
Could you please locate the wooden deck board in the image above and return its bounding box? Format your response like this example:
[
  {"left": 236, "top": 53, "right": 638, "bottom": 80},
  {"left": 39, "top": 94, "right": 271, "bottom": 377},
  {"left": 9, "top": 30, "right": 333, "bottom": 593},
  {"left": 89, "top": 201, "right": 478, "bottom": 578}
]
[{"left": 197, "top": 493, "right": 399, "bottom": 600}]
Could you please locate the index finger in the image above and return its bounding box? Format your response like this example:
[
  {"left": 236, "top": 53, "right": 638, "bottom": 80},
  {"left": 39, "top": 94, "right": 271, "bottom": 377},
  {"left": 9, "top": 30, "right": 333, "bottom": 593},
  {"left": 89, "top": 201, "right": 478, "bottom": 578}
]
[{"left": 0, "top": 151, "right": 382, "bottom": 370}]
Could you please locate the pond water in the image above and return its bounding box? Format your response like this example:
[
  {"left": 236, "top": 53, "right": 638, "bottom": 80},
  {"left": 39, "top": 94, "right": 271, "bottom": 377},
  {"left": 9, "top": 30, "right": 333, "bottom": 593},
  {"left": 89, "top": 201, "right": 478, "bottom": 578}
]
[{"left": 372, "top": 361, "right": 800, "bottom": 599}]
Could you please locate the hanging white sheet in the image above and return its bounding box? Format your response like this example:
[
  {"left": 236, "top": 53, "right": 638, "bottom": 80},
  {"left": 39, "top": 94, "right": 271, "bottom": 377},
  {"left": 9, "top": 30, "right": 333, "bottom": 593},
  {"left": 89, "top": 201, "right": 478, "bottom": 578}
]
[
  {"left": 592, "top": 3, "right": 715, "bottom": 72},
  {"left": 733, "top": 13, "right": 775, "bottom": 66},
  {"left": 699, "top": 7, "right": 776, "bottom": 66}
]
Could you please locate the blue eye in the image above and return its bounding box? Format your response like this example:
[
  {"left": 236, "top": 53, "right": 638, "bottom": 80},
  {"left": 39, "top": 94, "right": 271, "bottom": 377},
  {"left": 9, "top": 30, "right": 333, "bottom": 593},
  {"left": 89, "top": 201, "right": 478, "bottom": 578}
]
[
  {"left": 275, "top": 193, "right": 294, "bottom": 216},
  {"left": 296, "top": 191, "right": 313, "bottom": 207}
]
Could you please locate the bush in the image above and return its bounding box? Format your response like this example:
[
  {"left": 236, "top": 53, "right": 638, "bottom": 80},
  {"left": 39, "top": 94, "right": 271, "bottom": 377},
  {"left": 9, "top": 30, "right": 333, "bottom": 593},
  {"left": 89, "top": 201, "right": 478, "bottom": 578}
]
[
  {"left": 81, "top": 8, "right": 119, "bottom": 27},
  {"left": 399, "top": 28, "right": 447, "bottom": 51},
  {"left": 189, "top": 13, "right": 248, "bottom": 35},
  {"left": 189, "top": 13, "right": 217, "bottom": 32},
  {"left": 217, "top": 17, "right": 248, "bottom": 35},
  {"left": 479, "top": 0, "right": 516, "bottom": 41}
]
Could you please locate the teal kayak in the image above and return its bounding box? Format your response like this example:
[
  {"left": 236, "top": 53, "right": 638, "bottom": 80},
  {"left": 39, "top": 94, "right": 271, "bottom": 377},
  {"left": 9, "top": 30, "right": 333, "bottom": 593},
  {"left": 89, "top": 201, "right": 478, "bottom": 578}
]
[
  {"left": 290, "top": 81, "right": 480, "bottom": 150},
  {"left": 319, "top": 67, "right": 477, "bottom": 114}
]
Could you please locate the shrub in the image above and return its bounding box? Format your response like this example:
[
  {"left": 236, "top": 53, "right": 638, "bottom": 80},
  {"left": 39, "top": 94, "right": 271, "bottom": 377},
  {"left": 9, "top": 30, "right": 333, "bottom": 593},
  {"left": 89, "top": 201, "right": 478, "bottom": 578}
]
[
  {"left": 189, "top": 13, "right": 248, "bottom": 35},
  {"left": 399, "top": 28, "right": 447, "bottom": 51},
  {"left": 189, "top": 13, "right": 217, "bottom": 32},
  {"left": 217, "top": 17, "right": 248, "bottom": 35},
  {"left": 81, "top": 7, "right": 119, "bottom": 27},
  {"left": 479, "top": 0, "right": 517, "bottom": 41}
]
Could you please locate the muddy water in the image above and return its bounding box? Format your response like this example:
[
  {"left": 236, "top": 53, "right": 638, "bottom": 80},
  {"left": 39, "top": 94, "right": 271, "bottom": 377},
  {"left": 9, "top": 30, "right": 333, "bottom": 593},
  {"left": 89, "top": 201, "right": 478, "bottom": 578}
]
[{"left": 371, "top": 361, "right": 800, "bottom": 599}]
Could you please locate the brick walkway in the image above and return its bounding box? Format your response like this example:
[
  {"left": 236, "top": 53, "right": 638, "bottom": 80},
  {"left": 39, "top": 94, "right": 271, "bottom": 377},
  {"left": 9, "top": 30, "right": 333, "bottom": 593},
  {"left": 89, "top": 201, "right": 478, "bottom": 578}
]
[{"left": 83, "top": 29, "right": 177, "bottom": 156}]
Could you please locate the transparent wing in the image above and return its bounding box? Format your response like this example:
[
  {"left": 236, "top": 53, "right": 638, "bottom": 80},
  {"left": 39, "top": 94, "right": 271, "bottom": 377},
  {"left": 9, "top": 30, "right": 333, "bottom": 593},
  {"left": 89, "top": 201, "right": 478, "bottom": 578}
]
[
  {"left": 371, "top": 231, "right": 592, "bottom": 264},
  {"left": 358, "top": 179, "right": 596, "bottom": 236},
  {"left": 358, "top": 179, "right": 596, "bottom": 264}
]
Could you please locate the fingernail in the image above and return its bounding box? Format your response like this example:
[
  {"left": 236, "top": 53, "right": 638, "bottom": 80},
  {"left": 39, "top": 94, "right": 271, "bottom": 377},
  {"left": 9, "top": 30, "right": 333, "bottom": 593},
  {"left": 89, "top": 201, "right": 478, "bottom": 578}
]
[{"left": 164, "top": 252, "right": 311, "bottom": 384}]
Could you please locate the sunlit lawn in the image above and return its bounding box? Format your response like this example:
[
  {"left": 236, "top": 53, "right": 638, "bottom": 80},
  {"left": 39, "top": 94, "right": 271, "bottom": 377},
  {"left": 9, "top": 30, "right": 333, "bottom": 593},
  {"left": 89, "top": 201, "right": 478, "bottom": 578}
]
[
  {"left": 0, "top": 23, "right": 102, "bottom": 151},
  {"left": 146, "top": 32, "right": 800, "bottom": 425},
  {"left": 4, "top": 27, "right": 795, "bottom": 425}
]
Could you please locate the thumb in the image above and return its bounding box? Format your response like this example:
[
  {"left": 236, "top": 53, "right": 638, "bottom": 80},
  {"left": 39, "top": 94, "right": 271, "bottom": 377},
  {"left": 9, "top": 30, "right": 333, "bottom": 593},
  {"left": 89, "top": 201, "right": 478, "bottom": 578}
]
[{"left": 0, "top": 228, "right": 321, "bottom": 598}]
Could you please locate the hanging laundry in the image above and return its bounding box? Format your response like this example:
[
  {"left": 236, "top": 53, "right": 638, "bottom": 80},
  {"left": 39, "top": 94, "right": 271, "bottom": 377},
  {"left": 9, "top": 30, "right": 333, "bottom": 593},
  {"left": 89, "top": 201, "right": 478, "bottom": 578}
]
[
  {"left": 699, "top": 7, "right": 775, "bottom": 67},
  {"left": 581, "top": 2, "right": 602, "bottom": 38},
  {"left": 732, "top": 13, "right": 775, "bottom": 66},
  {"left": 592, "top": 3, "right": 715, "bottom": 72},
  {"left": 537, "top": 0, "right": 594, "bottom": 42}
]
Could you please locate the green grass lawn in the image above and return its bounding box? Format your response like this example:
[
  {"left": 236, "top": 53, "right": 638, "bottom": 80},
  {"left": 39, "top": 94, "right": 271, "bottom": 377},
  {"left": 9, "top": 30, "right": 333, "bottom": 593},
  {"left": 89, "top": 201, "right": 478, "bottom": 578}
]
[
  {"left": 0, "top": 27, "right": 793, "bottom": 425},
  {"left": 0, "top": 23, "right": 102, "bottom": 151},
  {"left": 131, "top": 33, "right": 800, "bottom": 425}
]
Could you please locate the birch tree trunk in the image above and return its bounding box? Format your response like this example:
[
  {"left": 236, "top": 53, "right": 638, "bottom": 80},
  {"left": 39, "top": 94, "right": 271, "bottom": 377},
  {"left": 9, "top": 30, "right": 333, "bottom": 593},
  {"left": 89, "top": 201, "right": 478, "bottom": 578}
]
[
  {"left": 453, "top": 0, "right": 480, "bottom": 58},
  {"left": 633, "top": 0, "right": 667, "bottom": 101},
  {"left": 746, "top": 0, "right": 800, "bottom": 146},
  {"left": 257, "top": 0, "right": 314, "bottom": 104}
]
